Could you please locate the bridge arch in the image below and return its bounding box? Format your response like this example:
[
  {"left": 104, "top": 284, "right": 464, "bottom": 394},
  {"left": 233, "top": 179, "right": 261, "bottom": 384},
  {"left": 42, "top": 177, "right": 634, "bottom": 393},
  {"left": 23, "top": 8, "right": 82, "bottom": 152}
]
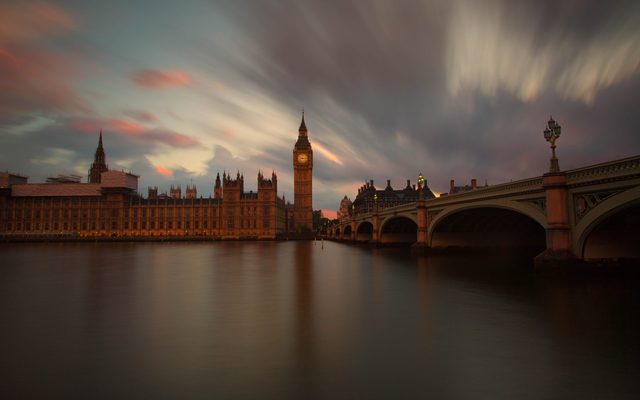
[
  {"left": 335, "top": 227, "right": 341, "bottom": 238},
  {"left": 379, "top": 216, "right": 418, "bottom": 244},
  {"left": 356, "top": 221, "right": 373, "bottom": 242},
  {"left": 343, "top": 224, "right": 352, "bottom": 239},
  {"left": 575, "top": 186, "right": 640, "bottom": 259},
  {"left": 429, "top": 202, "right": 546, "bottom": 249}
]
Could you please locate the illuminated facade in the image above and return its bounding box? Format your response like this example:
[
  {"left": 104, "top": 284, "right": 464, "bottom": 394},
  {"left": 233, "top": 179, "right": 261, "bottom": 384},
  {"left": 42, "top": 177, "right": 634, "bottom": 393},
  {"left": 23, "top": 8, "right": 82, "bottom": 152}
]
[
  {"left": 0, "top": 134, "right": 286, "bottom": 239},
  {"left": 293, "top": 112, "right": 313, "bottom": 231}
]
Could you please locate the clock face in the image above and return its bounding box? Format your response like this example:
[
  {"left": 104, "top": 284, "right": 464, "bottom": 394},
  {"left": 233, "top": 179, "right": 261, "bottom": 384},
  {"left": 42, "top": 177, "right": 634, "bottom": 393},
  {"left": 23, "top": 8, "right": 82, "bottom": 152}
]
[{"left": 297, "top": 153, "right": 308, "bottom": 164}]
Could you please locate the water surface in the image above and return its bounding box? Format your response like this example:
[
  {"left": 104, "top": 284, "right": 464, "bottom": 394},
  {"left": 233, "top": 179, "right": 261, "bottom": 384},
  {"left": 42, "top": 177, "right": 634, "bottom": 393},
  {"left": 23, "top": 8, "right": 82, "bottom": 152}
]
[{"left": 1, "top": 241, "right": 639, "bottom": 399}]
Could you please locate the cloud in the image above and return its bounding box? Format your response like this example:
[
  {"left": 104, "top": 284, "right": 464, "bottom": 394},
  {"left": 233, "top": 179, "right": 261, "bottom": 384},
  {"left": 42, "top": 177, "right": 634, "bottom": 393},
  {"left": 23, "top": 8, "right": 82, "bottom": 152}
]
[
  {"left": 155, "top": 165, "right": 173, "bottom": 177},
  {"left": 0, "top": 2, "right": 87, "bottom": 126},
  {"left": 71, "top": 117, "right": 204, "bottom": 149},
  {"left": 0, "top": 1, "right": 76, "bottom": 45},
  {"left": 123, "top": 109, "right": 158, "bottom": 123},
  {"left": 445, "top": 0, "right": 640, "bottom": 104},
  {"left": 0, "top": 46, "right": 89, "bottom": 125},
  {"left": 131, "top": 69, "right": 192, "bottom": 89},
  {"left": 311, "top": 141, "right": 343, "bottom": 165}
]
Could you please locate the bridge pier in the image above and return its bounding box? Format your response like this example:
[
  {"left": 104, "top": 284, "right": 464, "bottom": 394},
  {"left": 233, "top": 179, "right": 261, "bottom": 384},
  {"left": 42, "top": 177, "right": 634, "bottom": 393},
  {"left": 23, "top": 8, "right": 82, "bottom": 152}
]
[
  {"left": 535, "top": 172, "right": 578, "bottom": 265},
  {"left": 412, "top": 198, "right": 429, "bottom": 250},
  {"left": 350, "top": 220, "right": 356, "bottom": 242},
  {"left": 371, "top": 212, "right": 380, "bottom": 245}
]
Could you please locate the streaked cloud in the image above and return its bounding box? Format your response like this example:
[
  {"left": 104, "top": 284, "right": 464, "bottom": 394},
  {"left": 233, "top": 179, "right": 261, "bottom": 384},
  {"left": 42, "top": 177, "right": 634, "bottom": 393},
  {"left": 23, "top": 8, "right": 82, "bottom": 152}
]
[
  {"left": 312, "top": 141, "right": 343, "bottom": 166},
  {"left": 446, "top": 0, "right": 640, "bottom": 104},
  {"left": 123, "top": 109, "right": 158, "bottom": 123},
  {"left": 131, "top": 69, "right": 192, "bottom": 89},
  {"left": 1, "top": 0, "right": 639, "bottom": 211},
  {"left": 0, "top": 1, "right": 75, "bottom": 45},
  {"left": 72, "top": 117, "right": 203, "bottom": 149}
]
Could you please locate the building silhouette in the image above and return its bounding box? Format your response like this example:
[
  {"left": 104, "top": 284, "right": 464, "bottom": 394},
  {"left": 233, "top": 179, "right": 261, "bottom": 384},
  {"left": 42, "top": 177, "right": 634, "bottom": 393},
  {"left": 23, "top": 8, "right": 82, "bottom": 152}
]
[{"left": 0, "top": 117, "right": 314, "bottom": 239}]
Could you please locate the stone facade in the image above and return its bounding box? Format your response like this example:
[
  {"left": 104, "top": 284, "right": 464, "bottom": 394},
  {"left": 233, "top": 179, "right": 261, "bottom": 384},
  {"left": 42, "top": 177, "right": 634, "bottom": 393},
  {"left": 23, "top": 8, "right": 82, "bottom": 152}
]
[
  {"left": 293, "top": 112, "right": 313, "bottom": 232},
  {"left": 352, "top": 178, "right": 435, "bottom": 215},
  {"left": 0, "top": 134, "right": 286, "bottom": 239}
]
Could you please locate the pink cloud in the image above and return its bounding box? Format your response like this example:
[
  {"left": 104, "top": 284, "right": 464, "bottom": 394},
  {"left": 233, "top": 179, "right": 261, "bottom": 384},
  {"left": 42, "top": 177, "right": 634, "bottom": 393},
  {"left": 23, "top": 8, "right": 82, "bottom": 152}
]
[
  {"left": 71, "top": 117, "right": 203, "bottom": 149},
  {"left": 123, "top": 109, "right": 157, "bottom": 123},
  {"left": 0, "top": 1, "right": 76, "bottom": 45},
  {"left": 0, "top": 46, "right": 89, "bottom": 119},
  {"left": 219, "top": 127, "right": 236, "bottom": 137},
  {"left": 111, "top": 119, "right": 146, "bottom": 134},
  {"left": 155, "top": 166, "right": 173, "bottom": 177},
  {"left": 147, "top": 130, "right": 203, "bottom": 148},
  {"left": 131, "top": 69, "right": 192, "bottom": 89}
]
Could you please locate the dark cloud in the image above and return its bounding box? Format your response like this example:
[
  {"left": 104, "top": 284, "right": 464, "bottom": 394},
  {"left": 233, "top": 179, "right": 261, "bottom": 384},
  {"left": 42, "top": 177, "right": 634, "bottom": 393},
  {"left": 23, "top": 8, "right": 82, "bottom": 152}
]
[
  {"left": 207, "top": 0, "right": 640, "bottom": 201},
  {"left": 2, "top": 0, "right": 639, "bottom": 211}
]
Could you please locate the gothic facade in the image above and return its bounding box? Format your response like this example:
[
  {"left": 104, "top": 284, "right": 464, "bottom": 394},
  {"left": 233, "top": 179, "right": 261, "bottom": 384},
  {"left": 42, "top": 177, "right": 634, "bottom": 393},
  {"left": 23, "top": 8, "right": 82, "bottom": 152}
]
[
  {"left": 0, "top": 134, "right": 288, "bottom": 239},
  {"left": 292, "top": 112, "right": 313, "bottom": 231},
  {"left": 351, "top": 178, "right": 436, "bottom": 215}
]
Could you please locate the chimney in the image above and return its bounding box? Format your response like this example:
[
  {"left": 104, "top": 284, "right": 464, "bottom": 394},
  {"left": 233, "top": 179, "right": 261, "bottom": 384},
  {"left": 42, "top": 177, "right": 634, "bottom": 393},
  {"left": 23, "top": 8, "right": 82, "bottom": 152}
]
[
  {"left": 450, "top": 179, "right": 455, "bottom": 193},
  {"left": 471, "top": 179, "right": 477, "bottom": 189}
]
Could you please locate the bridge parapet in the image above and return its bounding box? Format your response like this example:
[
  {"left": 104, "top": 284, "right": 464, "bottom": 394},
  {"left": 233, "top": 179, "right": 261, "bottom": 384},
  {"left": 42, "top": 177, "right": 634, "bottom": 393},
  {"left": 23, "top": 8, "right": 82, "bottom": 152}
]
[{"left": 566, "top": 155, "right": 640, "bottom": 185}]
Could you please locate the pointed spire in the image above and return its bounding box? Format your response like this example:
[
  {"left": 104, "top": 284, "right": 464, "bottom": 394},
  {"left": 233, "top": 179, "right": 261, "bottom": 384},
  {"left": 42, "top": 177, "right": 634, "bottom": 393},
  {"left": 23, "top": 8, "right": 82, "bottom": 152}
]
[{"left": 298, "top": 108, "right": 307, "bottom": 133}]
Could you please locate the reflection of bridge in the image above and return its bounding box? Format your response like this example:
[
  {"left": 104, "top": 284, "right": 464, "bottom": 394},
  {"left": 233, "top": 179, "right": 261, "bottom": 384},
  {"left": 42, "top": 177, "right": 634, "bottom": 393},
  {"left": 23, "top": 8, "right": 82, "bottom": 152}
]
[{"left": 327, "top": 156, "right": 640, "bottom": 262}]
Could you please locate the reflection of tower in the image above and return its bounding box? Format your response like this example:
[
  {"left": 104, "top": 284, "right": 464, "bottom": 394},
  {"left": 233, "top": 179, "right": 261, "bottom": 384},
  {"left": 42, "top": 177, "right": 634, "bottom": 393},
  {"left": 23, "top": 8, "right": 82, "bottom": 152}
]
[
  {"left": 293, "top": 112, "right": 313, "bottom": 232},
  {"left": 293, "top": 241, "right": 314, "bottom": 393},
  {"left": 88, "top": 131, "right": 108, "bottom": 183}
]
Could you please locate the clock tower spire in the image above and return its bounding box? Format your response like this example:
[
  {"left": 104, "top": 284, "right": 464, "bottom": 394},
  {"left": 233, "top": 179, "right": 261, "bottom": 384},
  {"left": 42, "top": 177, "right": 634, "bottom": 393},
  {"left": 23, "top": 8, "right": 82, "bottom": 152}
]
[{"left": 293, "top": 110, "right": 313, "bottom": 233}]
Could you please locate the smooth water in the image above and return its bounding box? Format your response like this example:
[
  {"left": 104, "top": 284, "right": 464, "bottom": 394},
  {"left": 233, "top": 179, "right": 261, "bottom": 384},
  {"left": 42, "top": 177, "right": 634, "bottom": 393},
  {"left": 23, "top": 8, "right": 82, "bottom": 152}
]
[{"left": 1, "top": 241, "right": 639, "bottom": 399}]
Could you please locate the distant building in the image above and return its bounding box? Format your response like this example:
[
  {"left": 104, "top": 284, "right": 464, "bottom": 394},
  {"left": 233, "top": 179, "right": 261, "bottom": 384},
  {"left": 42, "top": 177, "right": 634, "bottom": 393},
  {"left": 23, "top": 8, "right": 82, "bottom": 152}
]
[
  {"left": 352, "top": 178, "right": 435, "bottom": 214},
  {"left": 0, "top": 172, "right": 28, "bottom": 188},
  {"left": 338, "top": 195, "right": 352, "bottom": 224},
  {"left": 442, "top": 178, "right": 488, "bottom": 196},
  {"left": 0, "top": 133, "right": 286, "bottom": 239}
]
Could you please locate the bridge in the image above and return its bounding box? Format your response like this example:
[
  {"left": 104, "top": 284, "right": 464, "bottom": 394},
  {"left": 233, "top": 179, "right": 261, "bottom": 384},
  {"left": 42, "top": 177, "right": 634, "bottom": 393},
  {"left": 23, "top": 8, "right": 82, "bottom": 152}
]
[{"left": 327, "top": 155, "right": 640, "bottom": 263}]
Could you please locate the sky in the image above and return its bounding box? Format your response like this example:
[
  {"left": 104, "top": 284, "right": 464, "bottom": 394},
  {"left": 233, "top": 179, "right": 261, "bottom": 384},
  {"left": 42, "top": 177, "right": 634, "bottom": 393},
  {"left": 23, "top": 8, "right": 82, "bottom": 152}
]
[{"left": 1, "top": 0, "right": 640, "bottom": 213}]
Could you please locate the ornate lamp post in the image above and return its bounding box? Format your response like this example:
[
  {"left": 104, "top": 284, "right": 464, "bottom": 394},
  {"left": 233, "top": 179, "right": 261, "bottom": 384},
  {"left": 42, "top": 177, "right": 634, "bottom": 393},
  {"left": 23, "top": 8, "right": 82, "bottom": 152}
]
[
  {"left": 373, "top": 193, "right": 378, "bottom": 211},
  {"left": 417, "top": 173, "right": 424, "bottom": 200},
  {"left": 543, "top": 116, "right": 562, "bottom": 173}
]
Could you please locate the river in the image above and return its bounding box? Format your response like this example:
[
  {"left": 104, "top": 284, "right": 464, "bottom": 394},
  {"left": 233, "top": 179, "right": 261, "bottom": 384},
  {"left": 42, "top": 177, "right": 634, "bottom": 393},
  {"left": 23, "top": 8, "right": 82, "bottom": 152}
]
[{"left": 1, "top": 241, "right": 639, "bottom": 399}]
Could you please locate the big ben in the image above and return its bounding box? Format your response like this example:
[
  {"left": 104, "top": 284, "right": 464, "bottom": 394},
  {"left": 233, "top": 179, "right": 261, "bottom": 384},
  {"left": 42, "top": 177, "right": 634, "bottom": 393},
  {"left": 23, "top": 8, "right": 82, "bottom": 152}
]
[{"left": 293, "top": 111, "right": 313, "bottom": 232}]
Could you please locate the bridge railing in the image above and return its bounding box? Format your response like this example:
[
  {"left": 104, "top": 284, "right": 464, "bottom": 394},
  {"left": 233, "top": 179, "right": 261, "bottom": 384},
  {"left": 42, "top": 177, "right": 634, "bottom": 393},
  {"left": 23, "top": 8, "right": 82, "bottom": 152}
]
[
  {"left": 565, "top": 155, "right": 640, "bottom": 184},
  {"left": 347, "top": 154, "right": 640, "bottom": 220}
]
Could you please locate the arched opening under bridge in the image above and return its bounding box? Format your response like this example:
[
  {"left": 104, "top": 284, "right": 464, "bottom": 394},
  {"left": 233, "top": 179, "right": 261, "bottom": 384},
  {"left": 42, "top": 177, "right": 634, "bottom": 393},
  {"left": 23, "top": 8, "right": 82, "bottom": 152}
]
[
  {"left": 582, "top": 203, "right": 640, "bottom": 260},
  {"left": 379, "top": 217, "right": 417, "bottom": 245},
  {"left": 343, "top": 225, "right": 352, "bottom": 239},
  {"left": 356, "top": 221, "right": 373, "bottom": 242},
  {"left": 431, "top": 207, "right": 545, "bottom": 251}
]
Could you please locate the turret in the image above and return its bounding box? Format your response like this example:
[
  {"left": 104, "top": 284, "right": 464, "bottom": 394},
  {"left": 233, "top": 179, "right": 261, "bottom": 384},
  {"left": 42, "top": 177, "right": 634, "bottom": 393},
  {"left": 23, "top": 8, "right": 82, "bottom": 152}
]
[
  {"left": 170, "top": 185, "right": 181, "bottom": 199},
  {"left": 88, "top": 130, "right": 109, "bottom": 183},
  {"left": 186, "top": 184, "right": 197, "bottom": 199},
  {"left": 214, "top": 172, "right": 222, "bottom": 199}
]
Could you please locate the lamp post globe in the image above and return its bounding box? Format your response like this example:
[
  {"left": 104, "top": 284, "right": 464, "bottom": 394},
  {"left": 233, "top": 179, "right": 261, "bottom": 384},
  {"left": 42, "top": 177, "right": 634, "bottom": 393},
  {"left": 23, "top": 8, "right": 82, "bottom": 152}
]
[{"left": 543, "top": 116, "right": 562, "bottom": 173}]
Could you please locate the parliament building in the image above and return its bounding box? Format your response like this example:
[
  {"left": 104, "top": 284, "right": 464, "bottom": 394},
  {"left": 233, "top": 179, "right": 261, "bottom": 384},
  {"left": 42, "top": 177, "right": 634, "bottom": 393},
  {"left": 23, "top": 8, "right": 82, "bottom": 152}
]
[{"left": 0, "top": 115, "right": 314, "bottom": 239}]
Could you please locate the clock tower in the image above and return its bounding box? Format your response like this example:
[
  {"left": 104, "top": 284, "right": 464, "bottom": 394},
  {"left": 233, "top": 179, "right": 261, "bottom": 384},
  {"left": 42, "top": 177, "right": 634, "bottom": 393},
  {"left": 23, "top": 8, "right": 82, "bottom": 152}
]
[{"left": 293, "top": 111, "right": 313, "bottom": 232}]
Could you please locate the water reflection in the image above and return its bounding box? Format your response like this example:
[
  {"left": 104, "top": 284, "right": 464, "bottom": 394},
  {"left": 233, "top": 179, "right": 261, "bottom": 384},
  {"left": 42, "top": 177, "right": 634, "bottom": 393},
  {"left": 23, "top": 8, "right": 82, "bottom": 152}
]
[{"left": 0, "top": 242, "right": 638, "bottom": 399}]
